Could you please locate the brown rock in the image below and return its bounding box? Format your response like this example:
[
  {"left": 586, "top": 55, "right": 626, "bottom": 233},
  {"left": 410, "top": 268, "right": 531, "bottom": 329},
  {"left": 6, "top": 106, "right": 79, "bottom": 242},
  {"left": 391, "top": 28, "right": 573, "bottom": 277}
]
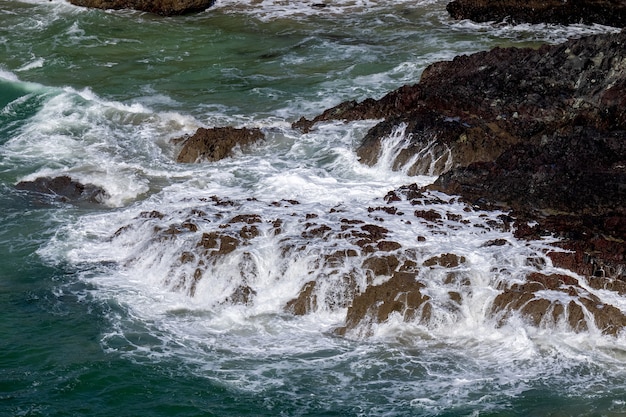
[
  {"left": 414, "top": 209, "right": 442, "bottom": 222},
  {"left": 285, "top": 281, "right": 317, "bottom": 315},
  {"left": 197, "top": 232, "right": 239, "bottom": 256},
  {"left": 362, "top": 255, "right": 400, "bottom": 278},
  {"left": 491, "top": 272, "right": 626, "bottom": 335},
  {"left": 175, "top": 127, "right": 264, "bottom": 163},
  {"left": 336, "top": 270, "right": 431, "bottom": 335},
  {"left": 423, "top": 253, "right": 466, "bottom": 268},
  {"left": 376, "top": 241, "right": 402, "bottom": 252}
]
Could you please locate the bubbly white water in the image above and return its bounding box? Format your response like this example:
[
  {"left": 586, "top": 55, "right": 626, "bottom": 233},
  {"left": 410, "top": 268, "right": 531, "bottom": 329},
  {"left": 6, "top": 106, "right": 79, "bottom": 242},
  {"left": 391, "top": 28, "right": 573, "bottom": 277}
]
[
  {"left": 3, "top": 0, "right": 626, "bottom": 413},
  {"left": 21, "top": 73, "right": 625, "bottom": 411}
]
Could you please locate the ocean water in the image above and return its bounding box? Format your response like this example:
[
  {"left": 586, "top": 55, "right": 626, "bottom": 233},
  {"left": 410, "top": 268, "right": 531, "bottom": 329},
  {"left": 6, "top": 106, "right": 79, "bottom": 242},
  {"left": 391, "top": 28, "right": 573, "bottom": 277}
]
[{"left": 1, "top": 1, "right": 626, "bottom": 416}]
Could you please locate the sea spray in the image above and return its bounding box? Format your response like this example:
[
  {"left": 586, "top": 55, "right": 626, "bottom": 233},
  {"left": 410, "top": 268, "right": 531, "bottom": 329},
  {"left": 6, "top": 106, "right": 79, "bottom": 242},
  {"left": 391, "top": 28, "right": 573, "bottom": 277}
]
[{"left": 3, "top": 0, "right": 626, "bottom": 415}]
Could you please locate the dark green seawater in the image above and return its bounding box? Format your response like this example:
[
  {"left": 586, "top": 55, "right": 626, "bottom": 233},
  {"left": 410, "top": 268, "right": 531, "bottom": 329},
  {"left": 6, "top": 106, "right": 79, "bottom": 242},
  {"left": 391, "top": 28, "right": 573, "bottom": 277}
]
[{"left": 2, "top": 1, "right": 626, "bottom": 416}]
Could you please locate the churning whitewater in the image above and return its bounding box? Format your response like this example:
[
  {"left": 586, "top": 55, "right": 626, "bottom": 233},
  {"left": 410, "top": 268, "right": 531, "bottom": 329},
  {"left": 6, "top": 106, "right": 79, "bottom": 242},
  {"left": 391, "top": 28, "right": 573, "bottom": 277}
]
[{"left": 2, "top": 0, "right": 626, "bottom": 416}]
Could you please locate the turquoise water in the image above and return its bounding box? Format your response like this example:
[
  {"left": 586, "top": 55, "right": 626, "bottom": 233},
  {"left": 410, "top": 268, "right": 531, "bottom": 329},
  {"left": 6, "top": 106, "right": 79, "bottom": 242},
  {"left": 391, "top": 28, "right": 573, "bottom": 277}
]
[{"left": 2, "top": 1, "right": 626, "bottom": 416}]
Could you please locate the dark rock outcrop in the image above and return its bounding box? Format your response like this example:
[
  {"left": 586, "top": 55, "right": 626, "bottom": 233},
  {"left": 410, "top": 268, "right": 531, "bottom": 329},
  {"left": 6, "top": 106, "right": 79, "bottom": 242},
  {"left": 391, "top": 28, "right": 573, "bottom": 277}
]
[
  {"left": 292, "top": 30, "right": 626, "bottom": 335},
  {"left": 174, "top": 126, "right": 265, "bottom": 163},
  {"left": 430, "top": 129, "right": 625, "bottom": 235},
  {"left": 15, "top": 175, "right": 109, "bottom": 204},
  {"left": 295, "top": 30, "right": 626, "bottom": 176},
  {"left": 69, "top": 0, "right": 215, "bottom": 15},
  {"left": 446, "top": 0, "right": 626, "bottom": 28}
]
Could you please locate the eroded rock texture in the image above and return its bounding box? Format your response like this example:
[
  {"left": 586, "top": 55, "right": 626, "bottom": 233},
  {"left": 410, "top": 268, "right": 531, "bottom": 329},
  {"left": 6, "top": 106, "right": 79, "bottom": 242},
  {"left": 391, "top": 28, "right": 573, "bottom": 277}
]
[
  {"left": 295, "top": 30, "right": 626, "bottom": 176},
  {"left": 174, "top": 126, "right": 265, "bottom": 163},
  {"left": 106, "top": 180, "right": 626, "bottom": 338}
]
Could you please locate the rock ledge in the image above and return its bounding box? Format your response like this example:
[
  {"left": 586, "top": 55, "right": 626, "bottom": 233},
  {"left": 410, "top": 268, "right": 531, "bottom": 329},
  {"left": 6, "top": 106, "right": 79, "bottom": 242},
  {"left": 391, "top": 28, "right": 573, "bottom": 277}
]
[{"left": 69, "top": 0, "right": 215, "bottom": 16}]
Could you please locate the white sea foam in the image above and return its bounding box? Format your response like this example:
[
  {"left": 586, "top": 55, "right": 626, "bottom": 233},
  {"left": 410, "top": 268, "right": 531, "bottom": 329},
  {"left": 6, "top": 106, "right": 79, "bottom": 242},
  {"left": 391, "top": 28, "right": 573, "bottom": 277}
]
[
  {"left": 447, "top": 18, "right": 622, "bottom": 45},
  {"left": 0, "top": 68, "right": 20, "bottom": 83},
  {"left": 15, "top": 57, "right": 44, "bottom": 72},
  {"left": 213, "top": 0, "right": 444, "bottom": 21},
  {"left": 7, "top": 0, "right": 625, "bottom": 412},
  {"left": 32, "top": 91, "right": 626, "bottom": 404},
  {"left": 2, "top": 81, "right": 202, "bottom": 206},
  {"left": 38, "top": 145, "right": 626, "bottom": 411}
]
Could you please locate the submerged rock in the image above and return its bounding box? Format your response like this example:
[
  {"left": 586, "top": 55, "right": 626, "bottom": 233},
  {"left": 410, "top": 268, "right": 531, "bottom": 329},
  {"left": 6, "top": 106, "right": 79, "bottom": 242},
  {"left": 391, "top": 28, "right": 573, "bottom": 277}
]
[
  {"left": 174, "top": 126, "right": 265, "bottom": 163},
  {"left": 446, "top": 0, "right": 626, "bottom": 27},
  {"left": 68, "top": 0, "right": 215, "bottom": 15},
  {"left": 109, "top": 183, "right": 626, "bottom": 336},
  {"left": 15, "top": 175, "right": 109, "bottom": 204}
]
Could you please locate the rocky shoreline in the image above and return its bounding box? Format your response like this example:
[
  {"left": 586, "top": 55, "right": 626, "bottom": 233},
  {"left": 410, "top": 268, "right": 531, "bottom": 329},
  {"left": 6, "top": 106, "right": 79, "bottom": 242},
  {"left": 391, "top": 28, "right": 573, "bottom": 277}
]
[
  {"left": 20, "top": 2, "right": 626, "bottom": 335},
  {"left": 149, "top": 27, "right": 625, "bottom": 335},
  {"left": 66, "top": 0, "right": 626, "bottom": 24},
  {"left": 291, "top": 29, "right": 626, "bottom": 334},
  {"left": 295, "top": 29, "right": 625, "bottom": 269}
]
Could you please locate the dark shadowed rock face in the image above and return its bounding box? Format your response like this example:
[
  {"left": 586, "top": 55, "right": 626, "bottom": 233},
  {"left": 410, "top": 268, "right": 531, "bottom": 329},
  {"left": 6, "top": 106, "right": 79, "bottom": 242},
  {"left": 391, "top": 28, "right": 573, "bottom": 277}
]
[
  {"left": 15, "top": 175, "right": 109, "bottom": 204},
  {"left": 431, "top": 129, "right": 626, "bottom": 220},
  {"left": 297, "top": 30, "right": 626, "bottom": 177},
  {"left": 69, "top": 0, "right": 215, "bottom": 15},
  {"left": 174, "top": 126, "right": 265, "bottom": 163},
  {"left": 446, "top": 0, "right": 626, "bottom": 27}
]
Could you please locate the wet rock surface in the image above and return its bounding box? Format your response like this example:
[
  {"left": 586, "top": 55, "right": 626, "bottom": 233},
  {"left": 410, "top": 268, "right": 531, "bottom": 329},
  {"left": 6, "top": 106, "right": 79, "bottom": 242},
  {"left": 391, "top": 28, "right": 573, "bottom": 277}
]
[
  {"left": 68, "top": 0, "right": 215, "bottom": 15},
  {"left": 446, "top": 0, "right": 626, "bottom": 27},
  {"left": 491, "top": 272, "right": 626, "bottom": 335},
  {"left": 174, "top": 126, "right": 265, "bottom": 163},
  {"left": 296, "top": 30, "right": 626, "bottom": 176},
  {"left": 15, "top": 175, "right": 109, "bottom": 204},
  {"left": 290, "top": 30, "right": 626, "bottom": 335},
  {"left": 108, "top": 179, "right": 626, "bottom": 336}
]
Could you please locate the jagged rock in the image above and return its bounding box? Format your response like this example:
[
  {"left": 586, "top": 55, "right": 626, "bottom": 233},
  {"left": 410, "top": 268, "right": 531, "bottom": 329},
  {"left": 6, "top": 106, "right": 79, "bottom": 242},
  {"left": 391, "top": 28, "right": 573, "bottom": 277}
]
[
  {"left": 335, "top": 269, "right": 431, "bottom": 336},
  {"left": 68, "top": 0, "right": 215, "bottom": 15},
  {"left": 291, "top": 30, "right": 626, "bottom": 335},
  {"left": 430, "top": 129, "right": 626, "bottom": 225},
  {"left": 197, "top": 232, "right": 240, "bottom": 256},
  {"left": 15, "top": 175, "right": 109, "bottom": 204},
  {"left": 296, "top": 31, "right": 626, "bottom": 328},
  {"left": 423, "top": 253, "right": 466, "bottom": 268},
  {"left": 446, "top": 0, "right": 626, "bottom": 27},
  {"left": 285, "top": 281, "right": 318, "bottom": 315},
  {"left": 175, "top": 126, "right": 265, "bottom": 163},
  {"left": 491, "top": 273, "right": 626, "bottom": 335},
  {"left": 362, "top": 255, "right": 400, "bottom": 278}
]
